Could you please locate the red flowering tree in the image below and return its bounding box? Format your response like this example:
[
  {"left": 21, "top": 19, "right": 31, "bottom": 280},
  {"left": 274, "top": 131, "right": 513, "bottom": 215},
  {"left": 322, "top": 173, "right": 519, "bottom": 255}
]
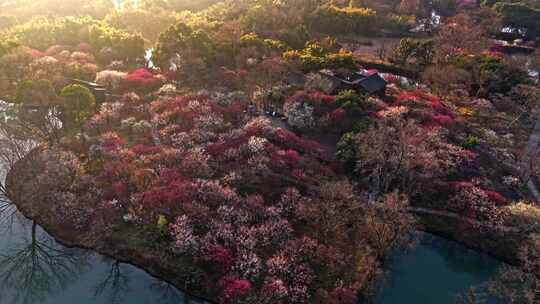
[
  {"left": 448, "top": 181, "right": 510, "bottom": 225},
  {"left": 27, "top": 92, "right": 411, "bottom": 303},
  {"left": 122, "top": 68, "right": 164, "bottom": 94}
]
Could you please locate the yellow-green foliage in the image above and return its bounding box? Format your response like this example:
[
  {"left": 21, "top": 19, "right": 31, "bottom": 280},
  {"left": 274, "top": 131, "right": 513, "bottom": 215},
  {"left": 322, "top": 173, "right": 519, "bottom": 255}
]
[
  {"left": 333, "top": 6, "right": 376, "bottom": 16},
  {"left": 241, "top": 32, "right": 287, "bottom": 52},
  {"left": 157, "top": 214, "right": 169, "bottom": 233},
  {"left": 0, "top": 39, "right": 19, "bottom": 57},
  {"left": 3, "top": 17, "right": 144, "bottom": 64},
  {"left": 104, "top": 8, "right": 179, "bottom": 44},
  {"left": 312, "top": 5, "right": 377, "bottom": 35},
  {"left": 311, "top": 4, "right": 411, "bottom": 36},
  {"left": 283, "top": 41, "right": 355, "bottom": 72},
  {"left": 506, "top": 202, "right": 540, "bottom": 229}
]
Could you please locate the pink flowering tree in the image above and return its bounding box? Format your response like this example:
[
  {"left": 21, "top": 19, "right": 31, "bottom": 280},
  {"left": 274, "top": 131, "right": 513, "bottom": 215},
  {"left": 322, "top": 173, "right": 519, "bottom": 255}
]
[
  {"left": 25, "top": 92, "right": 412, "bottom": 303},
  {"left": 355, "top": 116, "right": 470, "bottom": 196}
]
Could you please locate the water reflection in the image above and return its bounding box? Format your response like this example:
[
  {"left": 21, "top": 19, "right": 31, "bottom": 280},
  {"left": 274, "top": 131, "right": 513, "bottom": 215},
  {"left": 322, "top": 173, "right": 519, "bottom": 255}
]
[
  {"left": 0, "top": 198, "right": 206, "bottom": 304},
  {"left": 93, "top": 260, "right": 131, "bottom": 304},
  {"left": 424, "top": 235, "right": 497, "bottom": 277},
  {"left": 0, "top": 221, "right": 88, "bottom": 304},
  {"left": 0, "top": 188, "right": 18, "bottom": 231},
  {"left": 374, "top": 233, "right": 500, "bottom": 304}
]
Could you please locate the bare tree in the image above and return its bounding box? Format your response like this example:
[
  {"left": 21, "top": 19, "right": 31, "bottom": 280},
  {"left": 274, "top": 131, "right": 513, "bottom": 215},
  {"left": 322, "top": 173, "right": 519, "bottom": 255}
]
[
  {"left": 0, "top": 121, "right": 37, "bottom": 173},
  {"left": 0, "top": 117, "right": 37, "bottom": 231},
  {"left": 362, "top": 191, "right": 416, "bottom": 259},
  {"left": 355, "top": 117, "right": 465, "bottom": 198},
  {"left": 376, "top": 42, "right": 388, "bottom": 61},
  {"left": 434, "top": 13, "right": 488, "bottom": 63}
]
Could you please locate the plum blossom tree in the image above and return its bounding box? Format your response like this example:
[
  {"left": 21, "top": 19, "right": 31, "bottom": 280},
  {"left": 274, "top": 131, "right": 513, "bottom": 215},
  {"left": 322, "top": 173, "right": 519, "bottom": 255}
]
[
  {"left": 95, "top": 70, "right": 127, "bottom": 93},
  {"left": 434, "top": 13, "right": 488, "bottom": 61},
  {"left": 362, "top": 191, "right": 415, "bottom": 258},
  {"left": 355, "top": 116, "right": 468, "bottom": 197},
  {"left": 17, "top": 91, "right": 418, "bottom": 303}
]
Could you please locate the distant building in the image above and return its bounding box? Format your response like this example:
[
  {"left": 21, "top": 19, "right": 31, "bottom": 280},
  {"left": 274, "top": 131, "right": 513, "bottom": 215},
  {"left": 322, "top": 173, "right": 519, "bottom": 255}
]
[{"left": 317, "top": 70, "right": 387, "bottom": 96}]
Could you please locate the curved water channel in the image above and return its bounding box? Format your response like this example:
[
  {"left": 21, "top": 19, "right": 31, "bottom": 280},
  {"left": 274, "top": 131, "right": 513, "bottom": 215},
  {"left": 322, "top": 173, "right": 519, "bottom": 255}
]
[
  {"left": 0, "top": 165, "right": 501, "bottom": 304},
  {"left": 0, "top": 204, "right": 503, "bottom": 304}
]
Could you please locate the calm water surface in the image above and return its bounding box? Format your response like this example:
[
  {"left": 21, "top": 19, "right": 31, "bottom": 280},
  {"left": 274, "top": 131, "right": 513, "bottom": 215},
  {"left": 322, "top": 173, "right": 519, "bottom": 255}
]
[
  {"left": 1, "top": 206, "right": 504, "bottom": 304},
  {"left": 374, "top": 234, "right": 501, "bottom": 304},
  {"left": 0, "top": 202, "right": 206, "bottom": 304},
  {"left": 0, "top": 192, "right": 502, "bottom": 304}
]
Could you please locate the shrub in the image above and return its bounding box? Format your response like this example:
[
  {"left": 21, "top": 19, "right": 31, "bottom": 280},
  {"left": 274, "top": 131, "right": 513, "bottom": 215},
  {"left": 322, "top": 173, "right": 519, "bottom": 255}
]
[
  {"left": 122, "top": 68, "right": 164, "bottom": 93},
  {"left": 157, "top": 214, "right": 168, "bottom": 234},
  {"left": 462, "top": 135, "right": 480, "bottom": 149},
  {"left": 218, "top": 277, "right": 252, "bottom": 303},
  {"left": 60, "top": 84, "right": 97, "bottom": 130},
  {"left": 336, "top": 90, "right": 370, "bottom": 112}
]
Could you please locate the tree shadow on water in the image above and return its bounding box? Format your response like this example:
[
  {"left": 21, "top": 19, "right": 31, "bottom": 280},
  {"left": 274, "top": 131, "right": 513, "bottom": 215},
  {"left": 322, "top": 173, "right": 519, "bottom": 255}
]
[
  {"left": 0, "top": 220, "right": 89, "bottom": 304},
  {"left": 425, "top": 235, "right": 499, "bottom": 277},
  {"left": 93, "top": 259, "right": 132, "bottom": 304},
  {"left": 149, "top": 278, "right": 210, "bottom": 304}
]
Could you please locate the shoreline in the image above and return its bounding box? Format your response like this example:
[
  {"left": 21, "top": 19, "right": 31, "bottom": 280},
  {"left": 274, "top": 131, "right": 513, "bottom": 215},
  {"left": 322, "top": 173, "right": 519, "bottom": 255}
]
[
  {"left": 5, "top": 147, "right": 534, "bottom": 303},
  {"left": 9, "top": 194, "right": 216, "bottom": 304},
  {"left": 5, "top": 148, "right": 216, "bottom": 304}
]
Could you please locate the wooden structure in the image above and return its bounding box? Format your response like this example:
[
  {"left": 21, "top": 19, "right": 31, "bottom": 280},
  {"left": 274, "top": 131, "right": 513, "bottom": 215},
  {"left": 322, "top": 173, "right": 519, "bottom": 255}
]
[{"left": 318, "top": 70, "right": 387, "bottom": 96}]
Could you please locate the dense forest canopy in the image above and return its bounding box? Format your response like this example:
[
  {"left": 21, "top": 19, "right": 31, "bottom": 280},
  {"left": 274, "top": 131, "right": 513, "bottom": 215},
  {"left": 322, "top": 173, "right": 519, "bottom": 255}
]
[{"left": 0, "top": 0, "right": 539, "bottom": 303}]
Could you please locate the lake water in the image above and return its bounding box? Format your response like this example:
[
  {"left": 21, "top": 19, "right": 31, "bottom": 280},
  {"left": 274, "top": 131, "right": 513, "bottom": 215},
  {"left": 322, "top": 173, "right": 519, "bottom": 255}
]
[
  {"left": 374, "top": 233, "right": 501, "bottom": 304},
  {"left": 0, "top": 203, "right": 206, "bottom": 304},
  {"left": 0, "top": 194, "right": 502, "bottom": 304},
  {"left": 0, "top": 211, "right": 504, "bottom": 304}
]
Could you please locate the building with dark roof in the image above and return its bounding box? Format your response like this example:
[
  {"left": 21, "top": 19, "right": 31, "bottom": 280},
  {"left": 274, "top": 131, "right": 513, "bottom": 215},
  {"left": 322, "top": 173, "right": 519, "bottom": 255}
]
[
  {"left": 357, "top": 74, "right": 387, "bottom": 95},
  {"left": 318, "top": 70, "right": 387, "bottom": 96}
]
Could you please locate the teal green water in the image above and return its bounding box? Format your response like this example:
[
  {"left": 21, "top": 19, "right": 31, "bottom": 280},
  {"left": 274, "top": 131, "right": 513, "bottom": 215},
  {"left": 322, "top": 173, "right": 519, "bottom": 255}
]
[
  {"left": 0, "top": 203, "right": 502, "bottom": 304},
  {"left": 0, "top": 204, "right": 207, "bottom": 304},
  {"left": 374, "top": 234, "right": 501, "bottom": 304}
]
